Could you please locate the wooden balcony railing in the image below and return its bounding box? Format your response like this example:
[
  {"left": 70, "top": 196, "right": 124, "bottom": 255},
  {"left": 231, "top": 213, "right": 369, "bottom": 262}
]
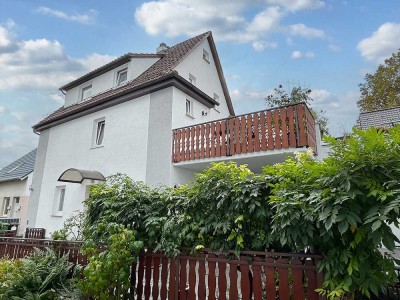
[{"left": 172, "top": 103, "right": 317, "bottom": 163}]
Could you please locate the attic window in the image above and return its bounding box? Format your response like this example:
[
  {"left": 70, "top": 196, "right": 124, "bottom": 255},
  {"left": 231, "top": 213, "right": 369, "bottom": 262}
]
[
  {"left": 7, "top": 163, "right": 24, "bottom": 174},
  {"left": 81, "top": 85, "right": 92, "bottom": 101},
  {"left": 203, "top": 49, "right": 210, "bottom": 63},
  {"left": 116, "top": 68, "right": 128, "bottom": 86},
  {"left": 186, "top": 99, "right": 193, "bottom": 116}
]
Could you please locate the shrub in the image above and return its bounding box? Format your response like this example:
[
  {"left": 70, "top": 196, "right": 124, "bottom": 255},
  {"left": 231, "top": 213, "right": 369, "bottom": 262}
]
[
  {"left": 0, "top": 248, "right": 77, "bottom": 299},
  {"left": 265, "top": 127, "right": 400, "bottom": 298},
  {"left": 78, "top": 223, "right": 143, "bottom": 299}
]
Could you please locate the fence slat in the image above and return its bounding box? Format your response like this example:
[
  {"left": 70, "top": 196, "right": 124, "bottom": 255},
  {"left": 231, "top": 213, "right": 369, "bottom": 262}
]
[
  {"left": 208, "top": 254, "right": 217, "bottom": 300},
  {"left": 234, "top": 118, "right": 241, "bottom": 154},
  {"left": 160, "top": 257, "right": 168, "bottom": 300},
  {"left": 218, "top": 255, "right": 227, "bottom": 300},
  {"left": 267, "top": 110, "right": 274, "bottom": 150},
  {"left": 252, "top": 257, "right": 263, "bottom": 300},
  {"left": 247, "top": 114, "right": 254, "bottom": 153},
  {"left": 277, "top": 258, "right": 290, "bottom": 300},
  {"left": 152, "top": 256, "right": 160, "bottom": 300},
  {"left": 265, "top": 258, "right": 276, "bottom": 300},
  {"left": 168, "top": 258, "right": 178, "bottom": 300},
  {"left": 240, "top": 256, "right": 251, "bottom": 300},
  {"left": 254, "top": 113, "right": 260, "bottom": 152},
  {"left": 228, "top": 118, "right": 235, "bottom": 156},
  {"left": 287, "top": 107, "right": 297, "bottom": 147},
  {"left": 200, "top": 125, "right": 205, "bottom": 159},
  {"left": 205, "top": 124, "right": 211, "bottom": 158},
  {"left": 221, "top": 121, "right": 227, "bottom": 156},
  {"left": 229, "top": 261, "right": 238, "bottom": 300},
  {"left": 179, "top": 256, "right": 187, "bottom": 300},
  {"left": 188, "top": 259, "right": 196, "bottom": 300},
  {"left": 297, "top": 104, "right": 307, "bottom": 147},
  {"left": 306, "top": 260, "right": 319, "bottom": 300},
  {"left": 241, "top": 116, "right": 247, "bottom": 154},
  {"left": 210, "top": 122, "right": 216, "bottom": 158},
  {"left": 292, "top": 259, "right": 306, "bottom": 300},
  {"left": 144, "top": 254, "right": 152, "bottom": 300},
  {"left": 281, "top": 107, "right": 289, "bottom": 148},
  {"left": 190, "top": 127, "right": 195, "bottom": 161},
  {"left": 274, "top": 109, "right": 282, "bottom": 149},
  {"left": 136, "top": 255, "right": 145, "bottom": 300},
  {"left": 198, "top": 255, "right": 206, "bottom": 300},
  {"left": 216, "top": 121, "right": 221, "bottom": 157}
]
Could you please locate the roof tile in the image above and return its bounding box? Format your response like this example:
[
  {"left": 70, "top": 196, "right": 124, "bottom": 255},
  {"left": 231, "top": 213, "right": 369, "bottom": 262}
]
[{"left": 0, "top": 149, "right": 37, "bottom": 183}]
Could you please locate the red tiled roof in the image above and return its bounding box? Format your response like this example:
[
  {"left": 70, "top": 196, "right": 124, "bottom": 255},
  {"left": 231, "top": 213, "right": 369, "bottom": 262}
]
[{"left": 34, "top": 32, "right": 211, "bottom": 130}]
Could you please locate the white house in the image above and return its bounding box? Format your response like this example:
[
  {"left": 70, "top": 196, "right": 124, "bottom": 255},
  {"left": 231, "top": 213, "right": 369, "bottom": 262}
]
[
  {"left": 28, "top": 32, "right": 322, "bottom": 236},
  {"left": 0, "top": 149, "right": 36, "bottom": 236}
]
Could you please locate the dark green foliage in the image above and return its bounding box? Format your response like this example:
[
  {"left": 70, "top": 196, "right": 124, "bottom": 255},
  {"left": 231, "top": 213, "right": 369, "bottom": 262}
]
[
  {"left": 266, "top": 126, "right": 400, "bottom": 298},
  {"left": 0, "top": 248, "right": 77, "bottom": 300},
  {"left": 79, "top": 223, "right": 143, "bottom": 299}
]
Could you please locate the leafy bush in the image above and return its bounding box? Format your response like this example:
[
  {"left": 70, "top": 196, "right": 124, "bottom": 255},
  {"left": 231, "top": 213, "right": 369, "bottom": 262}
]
[
  {"left": 265, "top": 127, "right": 400, "bottom": 298},
  {"left": 78, "top": 223, "right": 143, "bottom": 299},
  {"left": 52, "top": 211, "right": 85, "bottom": 241},
  {"left": 0, "top": 248, "right": 77, "bottom": 299}
]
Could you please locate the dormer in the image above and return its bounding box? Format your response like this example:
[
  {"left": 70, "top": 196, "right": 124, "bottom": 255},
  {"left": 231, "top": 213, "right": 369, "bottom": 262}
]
[{"left": 61, "top": 53, "right": 161, "bottom": 107}]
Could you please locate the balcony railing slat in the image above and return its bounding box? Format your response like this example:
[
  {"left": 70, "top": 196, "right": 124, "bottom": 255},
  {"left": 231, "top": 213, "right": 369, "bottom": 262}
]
[
  {"left": 296, "top": 104, "right": 307, "bottom": 147},
  {"left": 288, "top": 107, "right": 296, "bottom": 147},
  {"left": 172, "top": 103, "right": 317, "bottom": 163},
  {"left": 281, "top": 107, "right": 289, "bottom": 149}
]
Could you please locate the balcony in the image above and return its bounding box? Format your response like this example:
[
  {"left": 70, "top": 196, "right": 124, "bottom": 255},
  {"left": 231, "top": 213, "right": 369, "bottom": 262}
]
[{"left": 171, "top": 103, "right": 317, "bottom": 171}]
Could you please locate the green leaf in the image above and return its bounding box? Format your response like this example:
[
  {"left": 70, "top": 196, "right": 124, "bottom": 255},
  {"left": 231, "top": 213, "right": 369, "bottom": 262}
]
[{"left": 371, "top": 220, "right": 382, "bottom": 232}]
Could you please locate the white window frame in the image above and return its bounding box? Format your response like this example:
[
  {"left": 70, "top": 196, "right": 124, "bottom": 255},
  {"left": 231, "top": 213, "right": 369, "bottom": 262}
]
[
  {"left": 92, "top": 117, "right": 106, "bottom": 148},
  {"left": 116, "top": 68, "right": 128, "bottom": 86},
  {"left": 2, "top": 197, "right": 10, "bottom": 216},
  {"left": 185, "top": 99, "right": 193, "bottom": 117},
  {"left": 81, "top": 84, "right": 92, "bottom": 101},
  {"left": 203, "top": 49, "right": 210, "bottom": 63},
  {"left": 52, "top": 186, "right": 66, "bottom": 216},
  {"left": 189, "top": 74, "right": 196, "bottom": 86}
]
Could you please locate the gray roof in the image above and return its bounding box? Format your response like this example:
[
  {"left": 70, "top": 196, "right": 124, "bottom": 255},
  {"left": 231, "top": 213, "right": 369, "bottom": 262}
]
[
  {"left": 0, "top": 149, "right": 37, "bottom": 183},
  {"left": 359, "top": 106, "right": 400, "bottom": 130}
]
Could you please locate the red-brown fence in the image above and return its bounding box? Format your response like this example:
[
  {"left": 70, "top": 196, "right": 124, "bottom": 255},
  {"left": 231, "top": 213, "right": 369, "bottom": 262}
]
[
  {"left": 172, "top": 103, "right": 317, "bottom": 163},
  {"left": 0, "top": 238, "right": 324, "bottom": 299}
]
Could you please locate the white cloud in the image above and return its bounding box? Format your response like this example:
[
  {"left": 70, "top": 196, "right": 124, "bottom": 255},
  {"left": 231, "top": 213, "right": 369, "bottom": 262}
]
[
  {"left": 291, "top": 50, "right": 315, "bottom": 59},
  {"left": 292, "top": 50, "right": 302, "bottom": 59},
  {"left": 0, "top": 25, "right": 116, "bottom": 91},
  {"left": 267, "top": 0, "right": 324, "bottom": 11},
  {"left": 289, "top": 23, "right": 325, "bottom": 39},
  {"left": 35, "top": 7, "right": 98, "bottom": 25},
  {"left": 357, "top": 22, "right": 400, "bottom": 64},
  {"left": 252, "top": 41, "right": 277, "bottom": 52},
  {"left": 328, "top": 44, "right": 340, "bottom": 52},
  {"left": 135, "top": 0, "right": 325, "bottom": 51},
  {"left": 0, "top": 106, "right": 5, "bottom": 116}
]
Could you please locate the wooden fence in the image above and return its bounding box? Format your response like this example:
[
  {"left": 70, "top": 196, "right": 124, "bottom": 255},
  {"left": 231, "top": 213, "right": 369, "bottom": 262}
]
[
  {"left": 172, "top": 103, "right": 317, "bottom": 163},
  {"left": 0, "top": 237, "right": 324, "bottom": 299},
  {"left": 25, "top": 227, "right": 46, "bottom": 239}
]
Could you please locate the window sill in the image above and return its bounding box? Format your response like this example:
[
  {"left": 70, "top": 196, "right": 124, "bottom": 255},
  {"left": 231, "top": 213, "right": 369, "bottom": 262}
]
[
  {"left": 90, "top": 145, "right": 104, "bottom": 150},
  {"left": 51, "top": 214, "right": 63, "bottom": 218},
  {"left": 185, "top": 114, "right": 195, "bottom": 119}
]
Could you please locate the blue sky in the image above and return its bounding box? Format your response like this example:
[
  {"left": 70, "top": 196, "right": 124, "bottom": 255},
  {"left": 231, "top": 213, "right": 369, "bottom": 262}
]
[{"left": 0, "top": 0, "right": 399, "bottom": 167}]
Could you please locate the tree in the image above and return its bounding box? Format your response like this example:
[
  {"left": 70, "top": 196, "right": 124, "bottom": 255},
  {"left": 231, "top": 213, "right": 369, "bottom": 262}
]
[
  {"left": 358, "top": 49, "right": 400, "bottom": 112},
  {"left": 265, "top": 85, "right": 330, "bottom": 135}
]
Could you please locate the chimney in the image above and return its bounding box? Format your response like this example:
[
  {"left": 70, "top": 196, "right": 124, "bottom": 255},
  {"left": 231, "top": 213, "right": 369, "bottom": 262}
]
[{"left": 156, "top": 42, "right": 169, "bottom": 54}]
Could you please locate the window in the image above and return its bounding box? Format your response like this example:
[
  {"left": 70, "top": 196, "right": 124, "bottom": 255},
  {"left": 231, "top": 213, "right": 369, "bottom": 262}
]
[
  {"left": 116, "top": 68, "right": 128, "bottom": 86},
  {"left": 2, "top": 197, "right": 10, "bottom": 216},
  {"left": 189, "top": 74, "right": 196, "bottom": 86},
  {"left": 53, "top": 186, "right": 66, "bottom": 216},
  {"left": 203, "top": 49, "right": 210, "bottom": 63},
  {"left": 186, "top": 99, "right": 192, "bottom": 116},
  {"left": 92, "top": 118, "right": 106, "bottom": 148},
  {"left": 14, "top": 197, "right": 19, "bottom": 204},
  {"left": 81, "top": 85, "right": 92, "bottom": 101},
  {"left": 95, "top": 120, "right": 105, "bottom": 146}
]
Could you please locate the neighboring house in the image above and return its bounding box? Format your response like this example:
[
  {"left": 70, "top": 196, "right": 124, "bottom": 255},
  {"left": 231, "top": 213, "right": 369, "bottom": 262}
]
[
  {"left": 28, "top": 32, "right": 322, "bottom": 236},
  {"left": 358, "top": 106, "right": 400, "bottom": 130},
  {"left": 0, "top": 149, "right": 36, "bottom": 236}
]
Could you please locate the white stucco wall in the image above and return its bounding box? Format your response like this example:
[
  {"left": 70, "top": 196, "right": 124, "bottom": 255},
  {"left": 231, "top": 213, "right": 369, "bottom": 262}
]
[
  {"left": 32, "top": 94, "right": 151, "bottom": 235},
  {"left": 173, "top": 39, "right": 230, "bottom": 118},
  {"left": 64, "top": 57, "right": 160, "bottom": 107}
]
